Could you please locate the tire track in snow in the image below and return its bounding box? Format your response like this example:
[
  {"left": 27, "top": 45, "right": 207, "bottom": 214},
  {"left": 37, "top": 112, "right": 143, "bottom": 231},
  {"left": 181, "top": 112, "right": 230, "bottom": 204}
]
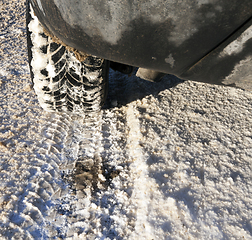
[
  {"left": 0, "top": 111, "right": 103, "bottom": 239},
  {"left": 76, "top": 108, "right": 134, "bottom": 239},
  {"left": 38, "top": 112, "right": 83, "bottom": 239},
  {"left": 0, "top": 113, "right": 73, "bottom": 239},
  {"left": 38, "top": 110, "right": 129, "bottom": 239},
  {"left": 98, "top": 108, "right": 134, "bottom": 239},
  {"left": 41, "top": 111, "right": 107, "bottom": 239},
  {"left": 65, "top": 112, "right": 104, "bottom": 238}
]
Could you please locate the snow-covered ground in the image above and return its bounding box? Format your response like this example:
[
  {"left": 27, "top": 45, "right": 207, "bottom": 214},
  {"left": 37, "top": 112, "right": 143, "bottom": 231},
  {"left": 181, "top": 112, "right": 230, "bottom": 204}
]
[{"left": 1, "top": 1, "right": 252, "bottom": 239}]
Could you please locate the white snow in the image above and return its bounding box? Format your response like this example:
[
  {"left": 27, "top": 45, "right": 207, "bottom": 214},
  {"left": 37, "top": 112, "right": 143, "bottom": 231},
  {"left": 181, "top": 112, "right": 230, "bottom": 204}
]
[
  {"left": 126, "top": 103, "right": 155, "bottom": 239},
  {"left": 165, "top": 54, "right": 175, "bottom": 68},
  {"left": 220, "top": 25, "right": 252, "bottom": 57},
  {"left": 1, "top": 0, "right": 252, "bottom": 239}
]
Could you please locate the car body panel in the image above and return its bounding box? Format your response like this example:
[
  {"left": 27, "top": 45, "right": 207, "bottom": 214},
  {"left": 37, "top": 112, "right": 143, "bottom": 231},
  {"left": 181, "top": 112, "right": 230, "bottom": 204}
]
[{"left": 30, "top": 0, "right": 252, "bottom": 90}]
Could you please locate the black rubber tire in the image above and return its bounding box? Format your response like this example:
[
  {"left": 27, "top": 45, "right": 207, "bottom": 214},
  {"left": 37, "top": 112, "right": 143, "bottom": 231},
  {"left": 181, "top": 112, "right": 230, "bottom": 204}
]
[{"left": 26, "top": 2, "right": 109, "bottom": 114}]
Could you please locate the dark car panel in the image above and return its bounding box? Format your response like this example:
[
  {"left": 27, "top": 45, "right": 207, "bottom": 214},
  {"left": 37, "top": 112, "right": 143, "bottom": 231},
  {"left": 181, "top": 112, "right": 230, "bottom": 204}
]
[{"left": 30, "top": 0, "right": 252, "bottom": 90}]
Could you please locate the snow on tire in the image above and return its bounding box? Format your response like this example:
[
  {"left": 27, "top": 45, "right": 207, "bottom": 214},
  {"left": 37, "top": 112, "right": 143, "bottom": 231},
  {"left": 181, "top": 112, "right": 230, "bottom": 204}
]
[{"left": 27, "top": 4, "right": 109, "bottom": 115}]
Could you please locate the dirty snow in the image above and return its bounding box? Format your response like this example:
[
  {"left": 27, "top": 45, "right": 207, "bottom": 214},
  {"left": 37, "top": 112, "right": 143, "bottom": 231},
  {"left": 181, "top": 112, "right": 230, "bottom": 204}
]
[{"left": 1, "top": 0, "right": 252, "bottom": 239}]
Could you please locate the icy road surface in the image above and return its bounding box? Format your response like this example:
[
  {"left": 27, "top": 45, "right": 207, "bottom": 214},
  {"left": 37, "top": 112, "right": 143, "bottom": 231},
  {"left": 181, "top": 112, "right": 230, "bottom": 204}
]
[{"left": 1, "top": 1, "right": 252, "bottom": 239}]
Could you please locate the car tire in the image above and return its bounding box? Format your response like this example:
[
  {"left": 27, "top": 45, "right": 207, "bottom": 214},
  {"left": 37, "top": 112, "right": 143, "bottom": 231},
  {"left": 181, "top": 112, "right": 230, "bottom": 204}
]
[{"left": 26, "top": 2, "right": 109, "bottom": 114}]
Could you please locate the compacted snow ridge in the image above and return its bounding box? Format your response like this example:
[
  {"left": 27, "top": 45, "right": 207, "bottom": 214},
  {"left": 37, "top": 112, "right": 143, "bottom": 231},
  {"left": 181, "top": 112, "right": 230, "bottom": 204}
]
[
  {"left": 1, "top": 0, "right": 252, "bottom": 239},
  {"left": 125, "top": 103, "right": 155, "bottom": 239}
]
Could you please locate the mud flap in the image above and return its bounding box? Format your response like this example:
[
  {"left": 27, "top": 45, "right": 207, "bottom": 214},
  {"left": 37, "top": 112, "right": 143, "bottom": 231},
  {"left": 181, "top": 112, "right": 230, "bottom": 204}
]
[{"left": 181, "top": 19, "right": 252, "bottom": 91}]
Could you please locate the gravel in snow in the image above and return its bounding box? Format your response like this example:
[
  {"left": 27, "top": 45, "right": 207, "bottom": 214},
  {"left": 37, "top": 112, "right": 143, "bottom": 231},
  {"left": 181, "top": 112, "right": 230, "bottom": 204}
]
[{"left": 1, "top": 0, "right": 252, "bottom": 239}]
